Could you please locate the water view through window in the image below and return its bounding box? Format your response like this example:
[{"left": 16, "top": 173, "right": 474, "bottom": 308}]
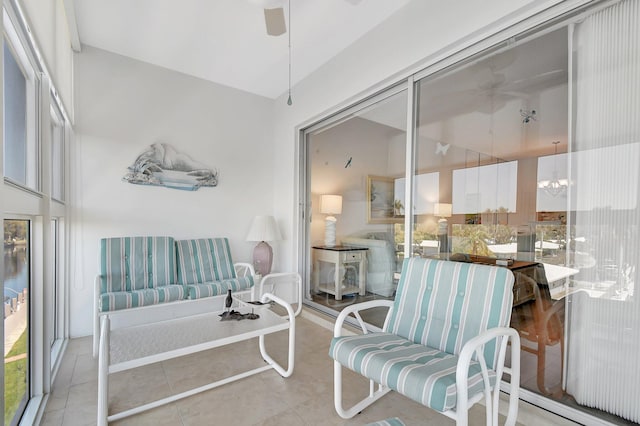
[{"left": 4, "top": 219, "right": 29, "bottom": 425}]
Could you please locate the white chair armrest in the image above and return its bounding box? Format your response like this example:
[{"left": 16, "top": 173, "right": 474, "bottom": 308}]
[
  {"left": 334, "top": 300, "right": 394, "bottom": 337},
  {"left": 234, "top": 262, "right": 255, "bottom": 277},
  {"left": 456, "top": 327, "right": 521, "bottom": 426}
]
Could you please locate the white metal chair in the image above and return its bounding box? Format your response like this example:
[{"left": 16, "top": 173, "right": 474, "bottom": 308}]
[{"left": 329, "top": 257, "right": 521, "bottom": 426}]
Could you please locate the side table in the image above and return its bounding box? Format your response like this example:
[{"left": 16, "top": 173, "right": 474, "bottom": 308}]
[{"left": 312, "top": 245, "right": 367, "bottom": 300}]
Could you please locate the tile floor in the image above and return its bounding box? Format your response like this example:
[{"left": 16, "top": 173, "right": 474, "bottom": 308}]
[{"left": 40, "top": 313, "right": 577, "bottom": 426}]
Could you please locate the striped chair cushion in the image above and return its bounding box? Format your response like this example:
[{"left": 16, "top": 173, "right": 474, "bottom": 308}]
[
  {"left": 176, "top": 238, "right": 237, "bottom": 284},
  {"left": 329, "top": 332, "right": 496, "bottom": 413},
  {"left": 99, "top": 285, "right": 186, "bottom": 312},
  {"left": 99, "top": 237, "right": 177, "bottom": 293},
  {"left": 385, "top": 258, "right": 514, "bottom": 368},
  {"left": 186, "top": 276, "right": 255, "bottom": 299}
]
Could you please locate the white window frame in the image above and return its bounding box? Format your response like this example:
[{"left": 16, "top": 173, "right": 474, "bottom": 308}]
[
  {"left": 2, "top": 3, "right": 71, "bottom": 424},
  {"left": 3, "top": 9, "right": 38, "bottom": 192}
]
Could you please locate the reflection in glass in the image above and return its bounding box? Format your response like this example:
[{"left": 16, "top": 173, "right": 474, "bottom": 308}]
[
  {"left": 413, "top": 24, "right": 572, "bottom": 411},
  {"left": 3, "top": 42, "right": 28, "bottom": 185},
  {"left": 307, "top": 89, "right": 408, "bottom": 327},
  {"left": 452, "top": 161, "right": 518, "bottom": 214}
]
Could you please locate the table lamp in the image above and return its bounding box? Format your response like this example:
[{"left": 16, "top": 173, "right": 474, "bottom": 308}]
[
  {"left": 320, "top": 194, "right": 342, "bottom": 247},
  {"left": 434, "top": 203, "right": 452, "bottom": 254},
  {"left": 434, "top": 203, "right": 452, "bottom": 234},
  {"left": 246, "top": 215, "right": 281, "bottom": 275}
]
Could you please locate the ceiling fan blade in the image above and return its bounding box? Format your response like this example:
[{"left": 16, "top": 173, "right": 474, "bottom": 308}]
[{"left": 264, "top": 7, "right": 286, "bottom": 36}]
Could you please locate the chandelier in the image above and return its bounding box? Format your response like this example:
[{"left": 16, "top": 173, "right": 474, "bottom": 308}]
[{"left": 538, "top": 141, "right": 568, "bottom": 196}]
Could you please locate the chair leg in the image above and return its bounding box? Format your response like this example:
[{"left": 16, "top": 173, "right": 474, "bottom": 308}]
[
  {"left": 536, "top": 340, "right": 563, "bottom": 396},
  {"left": 93, "top": 313, "right": 100, "bottom": 358},
  {"left": 333, "top": 360, "right": 390, "bottom": 419}
]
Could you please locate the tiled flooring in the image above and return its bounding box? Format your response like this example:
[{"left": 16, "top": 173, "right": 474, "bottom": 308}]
[{"left": 41, "top": 313, "right": 576, "bottom": 426}]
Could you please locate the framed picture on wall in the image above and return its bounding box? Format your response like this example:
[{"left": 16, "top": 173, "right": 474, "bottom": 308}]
[{"left": 367, "top": 175, "right": 400, "bottom": 224}]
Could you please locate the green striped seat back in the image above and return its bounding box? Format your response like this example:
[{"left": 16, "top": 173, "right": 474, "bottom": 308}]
[
  {"left": 386, "top": 258, "right": 514, "bottom": 368},
  {"left": 99, "top": 237, "right": 177, "bottom": 293},
  {"left": 175, "top": 238, "right": 237, "bottom": 285}
]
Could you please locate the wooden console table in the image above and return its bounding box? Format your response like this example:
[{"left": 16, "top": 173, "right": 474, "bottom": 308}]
[
  {"left": 462, "top": 255, "right": 538, "bottom": 306},
  {"left": 312, "top": 245, "right": 367, "bottom": 300}
]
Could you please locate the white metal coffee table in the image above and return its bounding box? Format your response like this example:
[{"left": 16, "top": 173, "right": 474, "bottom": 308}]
[{"left": 97, "top": 293, "right": 295, "bottom": 425}]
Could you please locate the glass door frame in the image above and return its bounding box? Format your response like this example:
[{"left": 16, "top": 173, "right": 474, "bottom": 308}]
[
  {"left": 298, "top": 82, "right": 408, "bottom": 319},
  {"left": 295, "top": 1, "right": 613, "bottom": 424}
]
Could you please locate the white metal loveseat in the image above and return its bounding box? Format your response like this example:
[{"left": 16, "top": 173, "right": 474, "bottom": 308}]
[
  {"left": 94, "top": 236, "right": 302, "bottom": 356},
  {"left": 329, "top": 257, "right": 521, "bottom": 426}
]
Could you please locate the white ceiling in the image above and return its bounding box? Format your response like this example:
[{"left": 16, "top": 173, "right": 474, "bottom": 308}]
[{"left": 72, "top": 0, "right": 412, "bottom": 99}]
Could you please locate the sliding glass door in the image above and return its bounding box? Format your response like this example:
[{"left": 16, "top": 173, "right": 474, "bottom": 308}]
[
  {"left": 299, "top": 1, "right": 639, "bottom": 423},
  {"left": 304, "top": 87, "right": 407, "bottom": 325},
  {"left": 412, "top": 27, "right": 571, "bottom": 404}
]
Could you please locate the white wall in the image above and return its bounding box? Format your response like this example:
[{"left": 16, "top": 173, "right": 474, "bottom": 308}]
[{"left": 70, "top": 46, "right": 275, "bottom": 337}]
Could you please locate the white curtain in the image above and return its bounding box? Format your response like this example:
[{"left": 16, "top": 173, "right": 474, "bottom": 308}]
[{"left": 566, "top": 0, "right": 640, "bottom": 422}]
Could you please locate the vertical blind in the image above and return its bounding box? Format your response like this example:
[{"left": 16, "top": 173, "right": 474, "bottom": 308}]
[{"left": 566, "top": 0, "right": 640, "bottom": 422}]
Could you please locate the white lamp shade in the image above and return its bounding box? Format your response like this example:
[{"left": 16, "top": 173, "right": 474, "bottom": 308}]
[
  {"left": 434, "top": 203, "right": 452, "bottom": 218},
  {"left": 320, "top": 195, "right": 342, "bottom": 215},
  {"left": 246, "top": 215, "right": 281, "bottom": 242}
]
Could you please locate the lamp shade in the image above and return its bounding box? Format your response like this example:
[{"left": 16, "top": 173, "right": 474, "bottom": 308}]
[
  {"left": 434, "top": 203, "right": 452, "bottom": 218},
  {"left": 320, "top": 195, "right": 342, "bottom": 215},
  {"left": 246, "top": 215, "right": 281, "bottom": 242}
]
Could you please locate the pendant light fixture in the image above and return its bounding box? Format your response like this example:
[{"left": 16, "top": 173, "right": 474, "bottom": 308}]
[
  {"left": 538, "top": 140, "right": 569, "bottom": 196},
  {"left": 286, "top": 0, "right": 292, "bottom": 106}
]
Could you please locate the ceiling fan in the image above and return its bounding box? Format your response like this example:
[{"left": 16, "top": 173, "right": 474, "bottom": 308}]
[
  {"left": 249, "top": 0, "right": 287, "bottom": 36},
  {"left": 249, "top": 0, "right": 363, "bottom": 36}
]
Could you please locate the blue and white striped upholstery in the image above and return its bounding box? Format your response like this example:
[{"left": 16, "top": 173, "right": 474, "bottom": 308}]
[
  {"left": 99, "top": 286, "right": 185, "bottom": 312},
  {"left": 330, "top": 258, "right": 514, "bottom": 413},
  {"left": 98, "top": 237, "right": 184, "bottom": 311},
  {"left": 175, "top": 238, "right": 254, "bottom": 299},
  {"left": 186, "top": 276, "right": 254, "bottom": 299},
  {"left": 176, "top": 238, "right": 236, "bottom": 283},
  {"left": 386, "top": 258, "right": 514, "bottom": 367}
]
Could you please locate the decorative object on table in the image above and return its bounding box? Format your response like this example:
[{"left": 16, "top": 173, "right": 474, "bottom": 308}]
[
  {"left": 320, "top": 194, "right": 342, "bottom": 246},
  {"left": 122, "top": 142, "right": 218, "bottom": 190},
  {"left": 246, "top": 215, "right": 281, "bottom": 275},
  {"left": 219, "top": 310, "right": 260, "bottom": 321},
  {"left": 225, "top": 289, "right": 233, "bottom": 311}
]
